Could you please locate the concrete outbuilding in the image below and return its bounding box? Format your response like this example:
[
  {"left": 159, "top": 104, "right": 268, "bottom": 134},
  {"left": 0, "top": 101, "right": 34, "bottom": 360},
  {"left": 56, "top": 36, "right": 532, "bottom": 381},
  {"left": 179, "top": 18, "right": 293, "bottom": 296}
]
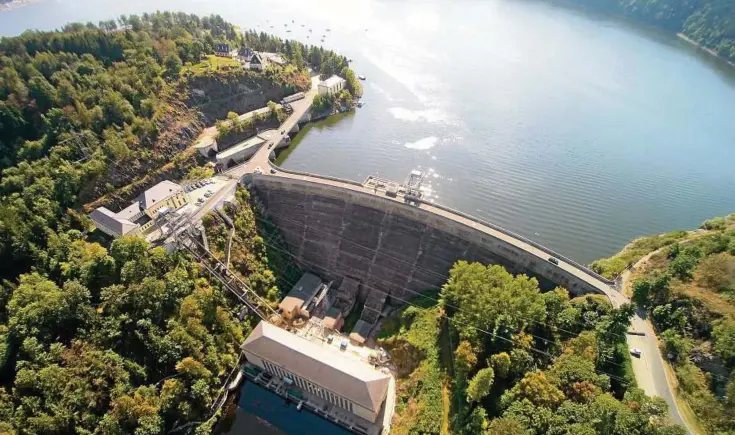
[
  {"left": 318, "top": 75, "right": 346, "bottom": 96},
  {"left": 278, "top": 273, "right": 324, "bottom": 320}
]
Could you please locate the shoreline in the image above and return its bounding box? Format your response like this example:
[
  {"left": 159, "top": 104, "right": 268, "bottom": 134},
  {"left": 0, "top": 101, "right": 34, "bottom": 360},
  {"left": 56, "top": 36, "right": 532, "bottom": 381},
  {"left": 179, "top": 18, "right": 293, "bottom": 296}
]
[
  {"left": 0, "top": 0, "right": 42, "bottom": 13},
  {"left": 677, "top": 32, "right": 735, "bottom": 69}
]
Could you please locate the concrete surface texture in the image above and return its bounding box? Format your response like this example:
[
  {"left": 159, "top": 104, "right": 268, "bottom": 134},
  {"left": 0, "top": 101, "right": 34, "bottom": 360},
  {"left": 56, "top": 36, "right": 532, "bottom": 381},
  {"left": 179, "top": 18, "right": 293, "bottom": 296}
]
[{"left": 251, "top": 175, "right": 609, "bottom": 307}]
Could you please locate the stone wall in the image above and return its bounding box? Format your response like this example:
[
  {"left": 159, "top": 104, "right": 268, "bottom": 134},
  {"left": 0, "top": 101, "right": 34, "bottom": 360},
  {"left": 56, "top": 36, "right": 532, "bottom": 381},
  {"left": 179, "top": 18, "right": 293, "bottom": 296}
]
[{"left": 250, "top": 176, "right": 605, "bottom": 318}]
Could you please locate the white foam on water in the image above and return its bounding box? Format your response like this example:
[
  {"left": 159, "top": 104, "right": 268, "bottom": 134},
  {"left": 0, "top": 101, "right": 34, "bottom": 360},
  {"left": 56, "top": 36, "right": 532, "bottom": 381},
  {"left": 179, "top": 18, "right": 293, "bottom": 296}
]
[{"left": 404, "top": 136, "right": 438, "bottom": 150}]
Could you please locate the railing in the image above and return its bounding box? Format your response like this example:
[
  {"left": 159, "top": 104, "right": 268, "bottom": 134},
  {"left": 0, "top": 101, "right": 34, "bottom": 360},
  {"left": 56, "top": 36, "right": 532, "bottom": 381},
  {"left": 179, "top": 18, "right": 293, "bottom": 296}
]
[
  {"left": 266, "top": 161, "right": 365, "bottom": 187},
  {"left": 418, "top": 200, "right": 615, "bottom": 286},
  {"left": 258, "top": 163, "right": 615, "bottom": 288}
]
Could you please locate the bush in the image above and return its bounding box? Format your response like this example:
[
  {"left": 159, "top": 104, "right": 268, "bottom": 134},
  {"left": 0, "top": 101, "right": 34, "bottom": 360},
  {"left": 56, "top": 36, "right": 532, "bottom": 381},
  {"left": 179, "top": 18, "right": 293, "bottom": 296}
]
[
  {"left": 700, "top": 217, "right": 727, "bottom": 231},
  {"left": 669, "top": 254, "right": 698, "bottom": 280}
]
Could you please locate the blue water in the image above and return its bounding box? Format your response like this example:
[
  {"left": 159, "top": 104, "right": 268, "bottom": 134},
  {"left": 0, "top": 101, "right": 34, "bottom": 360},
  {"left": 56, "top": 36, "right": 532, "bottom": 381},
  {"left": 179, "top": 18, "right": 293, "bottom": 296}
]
[
  {"left": 3, "top": 0, "right": 734, "bottom": 263},
  {"left": 226, "top": 382, "right": 351, "bottom": 435}
]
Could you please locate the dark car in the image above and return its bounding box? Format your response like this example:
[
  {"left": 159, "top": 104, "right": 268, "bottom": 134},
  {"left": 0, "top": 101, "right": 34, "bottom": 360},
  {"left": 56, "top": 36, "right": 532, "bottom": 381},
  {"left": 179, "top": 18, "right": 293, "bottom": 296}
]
[
  {"left": 270, "top": 168, "right": 277, "bottom": 174},
  {"left": 548, "top": 257, "right": 559, "bottom": 265}
]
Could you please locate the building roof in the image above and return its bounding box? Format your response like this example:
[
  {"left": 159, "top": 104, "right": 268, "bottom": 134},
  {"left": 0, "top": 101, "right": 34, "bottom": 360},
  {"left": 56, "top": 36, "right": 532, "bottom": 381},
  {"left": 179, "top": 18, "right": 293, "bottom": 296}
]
[
  {"left": 279, "top": 273, "right": 323, "bottom": 315},
  {"left": 319, "top": 75, "right": 346, "bottom": 88},
  {"left": 214, "top": 43, "right": 231, "bottom": 52},
  {"left": 136, "top": 180, "right": 183, "bottom": 210},
  {"left": 116, "top": 201, "right": 143, "bottom": 221},
  {"left": 349, "top": 320, "right": 373, "bottom": 345},
  {"left": 250, "top": 53, "right": 264, "bottom": 65},
  {"left": 242, "top": 322, "right": 390, "bottom": 413},
  {"left": 323, "top": 306, "right": 343, "bottom": 330},
  {"left": 89, "top": 207, "right": 139, "bottom": 236},
  {"left": 215, "top": 135, "right": 266, "bottom": 161},
  {"left": 262, "top": 52, "right": 287, "bottom": 65}
]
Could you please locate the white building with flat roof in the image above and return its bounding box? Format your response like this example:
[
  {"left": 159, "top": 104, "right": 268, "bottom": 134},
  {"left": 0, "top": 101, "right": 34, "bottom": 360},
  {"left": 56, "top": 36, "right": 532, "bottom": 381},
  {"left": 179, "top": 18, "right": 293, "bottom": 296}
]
[
  {"left": 242, "top": 321, "right": 391, "bottom": 424},
  {"left": 318, "top": 75, "right": 346, "bottom": 96},
  {"left": 215, "top": 135, "right": 267, "bottom": 167}
]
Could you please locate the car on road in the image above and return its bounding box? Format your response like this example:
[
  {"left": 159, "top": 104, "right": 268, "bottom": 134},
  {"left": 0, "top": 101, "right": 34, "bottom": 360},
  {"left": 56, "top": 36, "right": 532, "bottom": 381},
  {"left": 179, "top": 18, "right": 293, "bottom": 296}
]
[
  {"left": 254, "top": 166, "right": 263, "bottom": 174},
  {"left": 547, "top": 257, "right": 559, "bottom": 265},
  {"left": 630, "top": 348, "right": 643, "bottom": 358},
  {"left": 280, "top": 129, "right": 286, "bottom": 135},
  {"left": 270, "top": 168, "right": 277, "bottom": 174}
]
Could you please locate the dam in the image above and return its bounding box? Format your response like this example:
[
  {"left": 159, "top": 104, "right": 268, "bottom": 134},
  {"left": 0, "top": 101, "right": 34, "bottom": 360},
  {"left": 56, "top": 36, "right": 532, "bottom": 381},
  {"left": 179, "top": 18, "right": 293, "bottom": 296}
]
[
  {"left": 242, "top": 165, "right": 618, "bottom": 326},
  {"left": 218, "top": 79, "right": 619, "bottom": 329}
]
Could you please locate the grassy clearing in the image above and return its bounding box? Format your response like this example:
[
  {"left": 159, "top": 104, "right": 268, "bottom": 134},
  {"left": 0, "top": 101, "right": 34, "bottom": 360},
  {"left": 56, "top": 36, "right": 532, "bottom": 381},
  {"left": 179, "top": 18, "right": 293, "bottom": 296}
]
[
  {"left": 590, "top": 230, "right": 689, "bottom": 279},
  {"left": 183, "top": 55, "right": 241, "bottom": 76}
]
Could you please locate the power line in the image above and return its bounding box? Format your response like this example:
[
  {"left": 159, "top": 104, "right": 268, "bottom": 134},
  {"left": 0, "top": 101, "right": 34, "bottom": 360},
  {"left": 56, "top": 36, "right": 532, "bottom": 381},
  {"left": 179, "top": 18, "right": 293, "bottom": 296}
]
[
  {"left": 251, "top": 209, "right": 632, "bottom": 342},
  {"left": 248, "top": 220, "right": 630, "bottom": 371}
]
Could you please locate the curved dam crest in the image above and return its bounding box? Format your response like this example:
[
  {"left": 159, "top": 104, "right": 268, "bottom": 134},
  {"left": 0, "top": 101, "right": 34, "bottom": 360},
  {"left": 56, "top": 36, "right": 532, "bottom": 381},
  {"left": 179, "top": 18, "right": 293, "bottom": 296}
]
[{"left": 245, "top": 170, "right": 616, "bottom": 319}]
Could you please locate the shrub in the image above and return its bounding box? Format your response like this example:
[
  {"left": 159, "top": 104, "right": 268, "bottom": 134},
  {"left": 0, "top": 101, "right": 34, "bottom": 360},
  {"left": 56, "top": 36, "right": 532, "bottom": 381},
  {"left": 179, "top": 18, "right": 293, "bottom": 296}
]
[{"left": 700, "top": 217, "right": 727, "bottom": 231}]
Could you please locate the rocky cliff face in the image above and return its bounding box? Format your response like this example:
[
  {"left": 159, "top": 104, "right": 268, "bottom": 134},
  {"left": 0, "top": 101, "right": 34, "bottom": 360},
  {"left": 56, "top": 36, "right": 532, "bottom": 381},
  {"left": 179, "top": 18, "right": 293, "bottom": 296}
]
[{"left": 185, "top": 72, "right": 290, "bottom": 124}]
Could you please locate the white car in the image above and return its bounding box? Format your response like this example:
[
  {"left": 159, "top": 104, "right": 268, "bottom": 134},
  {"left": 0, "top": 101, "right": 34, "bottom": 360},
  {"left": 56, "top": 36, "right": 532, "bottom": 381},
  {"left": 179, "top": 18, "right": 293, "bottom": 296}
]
[
  {"left": 254, "top": 166, "right": 263, "bottom": 174},
  {"left": 630, "top": 348, "right": 642, "bottom": 357}
]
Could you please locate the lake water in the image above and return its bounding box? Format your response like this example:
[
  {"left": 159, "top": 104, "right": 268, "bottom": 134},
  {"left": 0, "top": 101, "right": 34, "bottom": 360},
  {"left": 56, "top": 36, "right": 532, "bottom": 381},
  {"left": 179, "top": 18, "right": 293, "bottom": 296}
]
[{"left": 2, "top": 0, "right": 735, "bottom": 262}]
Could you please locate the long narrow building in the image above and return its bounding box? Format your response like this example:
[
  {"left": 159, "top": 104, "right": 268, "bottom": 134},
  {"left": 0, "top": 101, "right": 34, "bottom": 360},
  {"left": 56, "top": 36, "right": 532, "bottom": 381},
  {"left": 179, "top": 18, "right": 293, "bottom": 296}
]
[{"left": 241, "top": 321, "right": 391, "bottom": 424}]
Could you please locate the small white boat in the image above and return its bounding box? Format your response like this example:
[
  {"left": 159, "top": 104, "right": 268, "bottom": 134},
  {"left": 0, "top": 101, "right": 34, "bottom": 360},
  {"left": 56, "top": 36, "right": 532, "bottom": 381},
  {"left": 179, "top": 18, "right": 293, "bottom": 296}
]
[{"left": 358, "top": 74, "right": 366, "bottom": 80}]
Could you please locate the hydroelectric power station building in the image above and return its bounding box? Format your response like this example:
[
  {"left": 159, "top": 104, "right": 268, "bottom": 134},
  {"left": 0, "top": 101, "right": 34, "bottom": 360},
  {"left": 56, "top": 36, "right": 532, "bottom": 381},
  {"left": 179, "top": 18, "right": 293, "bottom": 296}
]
[{"left": 241, "top": 321, "right": 391, "bottom": 426}]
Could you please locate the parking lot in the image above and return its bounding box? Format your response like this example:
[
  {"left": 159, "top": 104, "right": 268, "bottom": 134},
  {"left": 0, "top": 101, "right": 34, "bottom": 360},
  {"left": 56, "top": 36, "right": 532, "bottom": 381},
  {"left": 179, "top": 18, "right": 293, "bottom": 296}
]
[{"left": 184, "top": 176, "right": 231, "bottom": 209}]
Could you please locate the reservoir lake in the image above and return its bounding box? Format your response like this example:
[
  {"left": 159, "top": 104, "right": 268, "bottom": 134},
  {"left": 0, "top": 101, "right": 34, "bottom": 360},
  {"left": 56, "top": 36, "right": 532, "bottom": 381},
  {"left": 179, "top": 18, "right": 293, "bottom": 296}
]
[
  {"left": 2, "top": 0, "right": 735, "bottom": 264},
  {"left": 3, "top": 0, "right": 735, "bottom": 431}
]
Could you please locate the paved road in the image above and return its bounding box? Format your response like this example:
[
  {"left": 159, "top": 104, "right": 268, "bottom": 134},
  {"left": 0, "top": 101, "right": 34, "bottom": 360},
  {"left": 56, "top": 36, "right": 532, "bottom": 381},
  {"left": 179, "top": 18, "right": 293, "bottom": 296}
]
[
  {"left": 229, "top": 75, "right": 321, "bottom": 178},
  {"left": 220, "top": 74, "right": 691, "bottom": 432}
]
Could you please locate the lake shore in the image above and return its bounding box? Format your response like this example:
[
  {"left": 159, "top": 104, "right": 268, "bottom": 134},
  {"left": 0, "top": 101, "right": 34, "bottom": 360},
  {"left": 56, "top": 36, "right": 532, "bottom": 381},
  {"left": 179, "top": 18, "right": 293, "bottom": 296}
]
[
  {"left": 0, "top": 0, "right": 42, "bottom": 13},
  {"left": 677, "top": 32, "right": 735, "bottom": 69}
]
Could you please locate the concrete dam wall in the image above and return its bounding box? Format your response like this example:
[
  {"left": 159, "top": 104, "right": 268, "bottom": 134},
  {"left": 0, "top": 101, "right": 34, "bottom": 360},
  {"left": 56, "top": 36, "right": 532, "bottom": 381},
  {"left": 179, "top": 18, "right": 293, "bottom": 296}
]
[{"left": 249, "top": 175, "right": 609, "bottom": 323}]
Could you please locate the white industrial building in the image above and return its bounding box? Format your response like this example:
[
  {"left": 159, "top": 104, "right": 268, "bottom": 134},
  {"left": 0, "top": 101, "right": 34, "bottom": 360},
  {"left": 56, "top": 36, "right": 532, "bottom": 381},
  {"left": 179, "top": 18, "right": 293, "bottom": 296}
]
[
  {"left": 318, "top": 75, "right": 346, "bottom": 96},
  {"left": 241, "top": 321, "right": 391, "bottom": 424}
]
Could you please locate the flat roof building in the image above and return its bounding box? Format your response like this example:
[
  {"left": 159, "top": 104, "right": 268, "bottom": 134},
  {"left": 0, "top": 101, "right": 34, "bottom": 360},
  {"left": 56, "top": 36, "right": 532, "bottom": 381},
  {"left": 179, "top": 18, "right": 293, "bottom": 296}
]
[
  {"left": 318, "top": 75, "right": 347, "bottom": 96},
  {"left": 242, "top": 321, "right": 391, "bottom": 424},
  {"left": 215, "top": 135, "right": 266, "bottom": 167},
  {"left": 279, "top": 273, "right": 324, "bottom": 320}
]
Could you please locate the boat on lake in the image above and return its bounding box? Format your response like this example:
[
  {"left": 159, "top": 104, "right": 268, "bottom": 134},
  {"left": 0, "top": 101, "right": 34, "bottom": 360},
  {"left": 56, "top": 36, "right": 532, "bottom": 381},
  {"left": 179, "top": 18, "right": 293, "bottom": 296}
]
[{"left": 358, "top": 74, "right": 366, "bottom": 80}]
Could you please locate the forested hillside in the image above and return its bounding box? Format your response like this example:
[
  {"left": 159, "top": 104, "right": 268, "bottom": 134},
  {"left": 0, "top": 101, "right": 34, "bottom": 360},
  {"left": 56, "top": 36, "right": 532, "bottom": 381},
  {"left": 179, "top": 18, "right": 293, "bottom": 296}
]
[
  {"left": 558, "top": 0, "right": 735, "bottom": 63},
  {"left": 0, "top": 11, "right": 353, "bottom": 434},
  {"left": 380, "top": 262, "right": 686, "bottom": 435}
]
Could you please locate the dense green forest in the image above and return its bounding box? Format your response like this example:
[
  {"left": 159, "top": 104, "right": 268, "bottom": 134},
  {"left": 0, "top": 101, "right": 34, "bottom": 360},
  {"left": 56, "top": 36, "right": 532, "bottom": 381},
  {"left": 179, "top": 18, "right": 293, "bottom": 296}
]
[
  {"left": 559, "top": 0, "right": 735, "bottom": 62},
  {"left": 380, "top": 262, "right": 686, "bottom": 435},
  {"left": 0, "top": 11, "right": 360, "bottom": 434}
]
